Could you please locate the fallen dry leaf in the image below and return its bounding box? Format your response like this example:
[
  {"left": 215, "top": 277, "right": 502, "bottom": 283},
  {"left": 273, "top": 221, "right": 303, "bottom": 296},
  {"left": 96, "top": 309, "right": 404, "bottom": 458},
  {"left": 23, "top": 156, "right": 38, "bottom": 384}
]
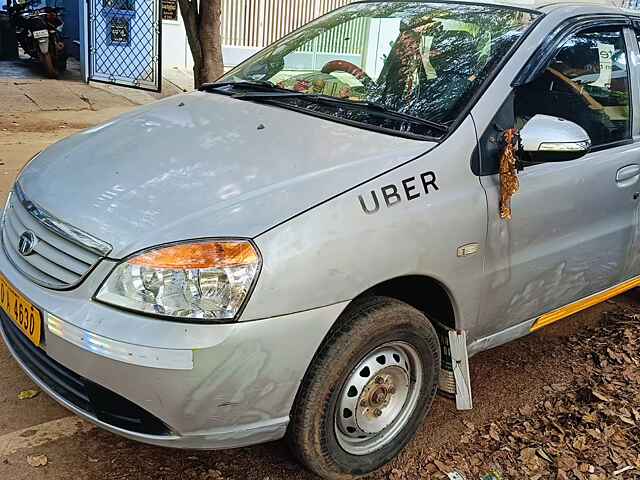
[
  {"left": 488, "top": 423, "right": 500, "bottom": 442},
  {"left": 434, "top": 459, "right": 453, "bottom": 474},
  {"left": 26, "top": 455, "right": 48, "bottom": 467},
  {"left": 591, "top": 389, "right": 611, "bottom": 402},
  {"left": 557, "top": 455, "right": 578, "bottom": 471},
  {"left": 17, "top": 389, "right": 39, "bottom": 400},
  {"left": 536, "top": 448, "right": 552, "bottom": 463},
  {"left": 612, "top": 465, "right": 634, "bottom": 476}
]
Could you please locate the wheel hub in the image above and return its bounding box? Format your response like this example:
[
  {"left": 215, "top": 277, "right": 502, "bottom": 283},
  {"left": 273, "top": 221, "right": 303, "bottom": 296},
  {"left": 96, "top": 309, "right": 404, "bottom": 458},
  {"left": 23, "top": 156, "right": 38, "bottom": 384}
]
[
  {"left": 335, "top": 342, "right": 422, "bottom": 455},
  {"left": 359, "top": 374, "right": 394, "bottom": 416}
]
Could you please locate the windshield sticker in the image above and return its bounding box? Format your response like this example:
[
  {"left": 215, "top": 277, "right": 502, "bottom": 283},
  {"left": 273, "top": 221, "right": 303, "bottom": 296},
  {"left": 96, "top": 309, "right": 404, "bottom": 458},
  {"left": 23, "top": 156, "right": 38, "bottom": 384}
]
[
  {"left": 358, "top": 171, "right": 438, "bottom": 215},
  {"left": 591, "top": 41, "right": 614, "bottom": 89}
]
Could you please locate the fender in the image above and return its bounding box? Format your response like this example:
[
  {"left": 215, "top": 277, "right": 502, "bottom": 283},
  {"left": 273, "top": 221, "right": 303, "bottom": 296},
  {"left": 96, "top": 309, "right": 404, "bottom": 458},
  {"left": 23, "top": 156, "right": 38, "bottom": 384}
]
[{"left": 37, "top": 37, "right": 49, "bottom": 54}]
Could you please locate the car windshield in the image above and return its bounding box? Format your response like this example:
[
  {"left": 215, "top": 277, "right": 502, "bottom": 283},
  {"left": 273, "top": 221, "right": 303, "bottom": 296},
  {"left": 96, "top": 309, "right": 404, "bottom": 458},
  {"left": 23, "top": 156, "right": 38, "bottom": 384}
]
[{"left": 218, "top": 1, "right": 539, "bottom": 137}]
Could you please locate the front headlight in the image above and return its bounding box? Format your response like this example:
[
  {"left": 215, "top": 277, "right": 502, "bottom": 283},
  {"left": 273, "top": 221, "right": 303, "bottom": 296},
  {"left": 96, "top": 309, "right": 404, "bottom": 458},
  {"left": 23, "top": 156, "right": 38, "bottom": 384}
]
[{"left": 95, "top": 240, "right": 261, "bottom": 322}]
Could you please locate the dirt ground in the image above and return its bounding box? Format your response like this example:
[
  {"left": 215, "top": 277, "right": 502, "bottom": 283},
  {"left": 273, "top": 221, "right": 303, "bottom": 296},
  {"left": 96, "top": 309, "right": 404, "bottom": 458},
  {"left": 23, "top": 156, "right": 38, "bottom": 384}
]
[{"left": 0, "top": 74, "right": 639, "bottom": 480}]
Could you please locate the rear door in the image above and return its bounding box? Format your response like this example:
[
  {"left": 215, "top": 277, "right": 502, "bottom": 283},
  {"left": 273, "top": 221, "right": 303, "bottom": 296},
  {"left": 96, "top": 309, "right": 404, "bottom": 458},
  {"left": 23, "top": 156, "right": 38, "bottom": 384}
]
[
  {"left": 476, "top": 19, "right": 640, "bottom": 339},
  {"left": 621, "top": 21, "right": 640, "bottom": 279}
]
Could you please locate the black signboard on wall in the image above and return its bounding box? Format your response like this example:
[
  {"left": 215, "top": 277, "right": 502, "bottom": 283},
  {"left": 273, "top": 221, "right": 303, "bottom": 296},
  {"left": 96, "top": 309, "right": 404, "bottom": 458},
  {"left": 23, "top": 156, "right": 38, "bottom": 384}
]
[
  {"left": 162, "top": 0, "right": 177, "bottom": 20},
  {"left": 110, "top": 18, "right": 130, "bottom": 44}
]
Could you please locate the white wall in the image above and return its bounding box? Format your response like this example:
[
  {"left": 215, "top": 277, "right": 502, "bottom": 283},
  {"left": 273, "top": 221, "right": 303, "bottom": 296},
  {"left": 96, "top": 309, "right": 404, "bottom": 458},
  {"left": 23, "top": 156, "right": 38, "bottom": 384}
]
[
  {"left": 162, "top": 17, "right": 261, "bottom": 72},
  {"left": 162, "top": 17, "right": 189, "bottom": 70},
  {"left": 162, "top": 0, "right": 357, "bottom": 72}
]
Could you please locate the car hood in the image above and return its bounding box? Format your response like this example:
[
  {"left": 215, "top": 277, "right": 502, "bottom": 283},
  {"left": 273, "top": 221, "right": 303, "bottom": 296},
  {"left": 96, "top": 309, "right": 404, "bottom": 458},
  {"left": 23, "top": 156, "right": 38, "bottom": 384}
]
[{"left": 17, "top": 92, "right": 435, "bottom": 258}]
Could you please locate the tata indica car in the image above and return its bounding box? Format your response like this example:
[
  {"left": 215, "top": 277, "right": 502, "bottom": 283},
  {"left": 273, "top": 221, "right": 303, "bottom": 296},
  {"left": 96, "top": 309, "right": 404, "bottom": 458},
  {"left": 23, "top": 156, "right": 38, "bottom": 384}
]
[{"left": 2, "top": 0, "right": 640, "bottom": 478}]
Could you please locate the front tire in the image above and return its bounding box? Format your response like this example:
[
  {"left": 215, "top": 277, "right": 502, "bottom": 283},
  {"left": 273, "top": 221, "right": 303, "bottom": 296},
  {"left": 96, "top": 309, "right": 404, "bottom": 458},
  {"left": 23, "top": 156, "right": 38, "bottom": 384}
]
[
  {"left": 40, "top": 51, "right": 57, "bottom": 78},
  {"left": 54, "top": 37, "right": 67, "bottom": 72},
  {"left": 287, "top": 296, "right": 440, "bottom": 479}
]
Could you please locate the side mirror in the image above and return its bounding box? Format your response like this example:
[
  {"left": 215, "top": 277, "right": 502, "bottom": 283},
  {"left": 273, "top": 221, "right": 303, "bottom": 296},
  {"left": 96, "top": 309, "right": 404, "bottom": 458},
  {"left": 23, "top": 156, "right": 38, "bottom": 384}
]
[{"left": 520, "top": 114, "right": 591, "bottom": 163}]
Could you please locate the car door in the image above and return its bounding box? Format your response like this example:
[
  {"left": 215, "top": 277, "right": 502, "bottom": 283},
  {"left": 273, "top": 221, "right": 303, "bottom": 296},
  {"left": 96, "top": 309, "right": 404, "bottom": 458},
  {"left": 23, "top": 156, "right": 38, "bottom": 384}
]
[
  {"left": 475, "top": 20, "right": 640, "bottom": 340},
  {"left": 621, "top": 22, "right": 640, "bottom": 280}
]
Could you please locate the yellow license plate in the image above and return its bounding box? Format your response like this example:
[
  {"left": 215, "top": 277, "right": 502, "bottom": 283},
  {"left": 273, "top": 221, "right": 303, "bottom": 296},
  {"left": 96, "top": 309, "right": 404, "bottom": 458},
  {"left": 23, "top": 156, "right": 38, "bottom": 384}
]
[{"left": 0, "top": 275, "right": 42, "bottom": 346}]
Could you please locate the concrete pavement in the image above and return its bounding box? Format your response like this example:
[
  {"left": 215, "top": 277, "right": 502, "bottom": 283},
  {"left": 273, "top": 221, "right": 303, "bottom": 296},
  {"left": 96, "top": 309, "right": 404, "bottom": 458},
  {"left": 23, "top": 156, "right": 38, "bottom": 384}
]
[{"left": 0, "top": 57, "right": 183, "bottom": 115}]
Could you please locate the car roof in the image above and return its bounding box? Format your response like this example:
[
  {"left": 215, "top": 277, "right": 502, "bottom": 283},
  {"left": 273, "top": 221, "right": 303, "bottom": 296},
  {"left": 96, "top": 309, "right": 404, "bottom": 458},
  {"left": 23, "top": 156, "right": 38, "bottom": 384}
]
[
  {"left": 506, "top": 0, "right": 633, "bottom": 14},
  {"left": 356, "top": 0, "right": 638, "bottom": 16}
]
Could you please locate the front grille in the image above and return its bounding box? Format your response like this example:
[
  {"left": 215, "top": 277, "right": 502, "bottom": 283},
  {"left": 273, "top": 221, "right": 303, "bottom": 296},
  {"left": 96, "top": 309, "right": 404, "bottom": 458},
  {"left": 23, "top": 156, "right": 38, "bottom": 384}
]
[
  {"left": 2, "top": 185, "right": 111, "bottom": 289},
  {"left": 1, "top": 312, "right": 171, "bottom": 436}
]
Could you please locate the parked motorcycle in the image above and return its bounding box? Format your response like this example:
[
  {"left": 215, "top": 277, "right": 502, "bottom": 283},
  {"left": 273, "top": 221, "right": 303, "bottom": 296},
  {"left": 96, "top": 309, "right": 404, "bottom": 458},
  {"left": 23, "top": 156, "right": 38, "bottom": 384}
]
[{"left": 4, "top": 0, "right": 67, "bottom": 78}]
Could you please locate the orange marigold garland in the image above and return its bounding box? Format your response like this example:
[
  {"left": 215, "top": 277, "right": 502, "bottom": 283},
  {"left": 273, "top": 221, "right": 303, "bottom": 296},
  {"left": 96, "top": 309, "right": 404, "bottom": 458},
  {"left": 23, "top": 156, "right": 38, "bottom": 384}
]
[{"left": 499, "top": 128, "right": 520, "bottom": 220}]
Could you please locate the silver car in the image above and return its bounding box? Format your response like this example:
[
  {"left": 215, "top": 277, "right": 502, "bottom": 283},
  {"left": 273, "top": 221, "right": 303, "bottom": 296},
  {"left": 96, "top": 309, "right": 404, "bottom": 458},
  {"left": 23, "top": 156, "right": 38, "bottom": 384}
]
[{"left": 1, "top": 0, "right": 639, "bottom": 478}]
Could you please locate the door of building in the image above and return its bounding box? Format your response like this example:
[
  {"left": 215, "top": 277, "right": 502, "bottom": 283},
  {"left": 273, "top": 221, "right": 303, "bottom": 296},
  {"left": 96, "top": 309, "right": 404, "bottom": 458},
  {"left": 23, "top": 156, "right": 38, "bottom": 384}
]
[{"left": 88, "top": 0, "right": 161, "bottom": 91}]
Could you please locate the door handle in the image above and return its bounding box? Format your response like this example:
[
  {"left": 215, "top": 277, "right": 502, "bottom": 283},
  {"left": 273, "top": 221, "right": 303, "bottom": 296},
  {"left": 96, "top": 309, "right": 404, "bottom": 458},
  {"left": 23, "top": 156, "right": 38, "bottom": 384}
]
[{"left": 616, "top": 164, "right": 640, "bottom": 186}]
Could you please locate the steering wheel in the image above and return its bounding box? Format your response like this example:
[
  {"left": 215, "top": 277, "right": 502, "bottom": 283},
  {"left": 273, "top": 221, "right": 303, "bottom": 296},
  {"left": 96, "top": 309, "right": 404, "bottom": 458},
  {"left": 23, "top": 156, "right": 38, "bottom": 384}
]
[
  {"left": 320, "top": 60, "right": 374, "bottom": 86},
  {"left": 545, "top": 66, "right": 620, "bottom": 143},
  {"left": 547, "top": 67, "right": 603, "bottom": 111}
]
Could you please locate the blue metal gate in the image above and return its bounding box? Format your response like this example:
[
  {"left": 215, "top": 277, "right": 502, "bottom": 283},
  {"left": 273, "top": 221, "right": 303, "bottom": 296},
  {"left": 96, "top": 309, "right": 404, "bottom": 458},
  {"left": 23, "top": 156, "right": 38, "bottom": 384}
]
[{"left": 88, "top": 0, "right": 161, "bottom": 91}]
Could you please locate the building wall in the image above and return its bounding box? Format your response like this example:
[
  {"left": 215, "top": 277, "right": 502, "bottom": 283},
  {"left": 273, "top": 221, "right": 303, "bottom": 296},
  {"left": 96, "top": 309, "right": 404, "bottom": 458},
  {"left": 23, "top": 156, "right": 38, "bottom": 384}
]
[
  {"left": 62, "top": 0, "right": 80, "bottom": 58},
  {"left": 162, "top": 0, "right": 356, "bottom": 71}
]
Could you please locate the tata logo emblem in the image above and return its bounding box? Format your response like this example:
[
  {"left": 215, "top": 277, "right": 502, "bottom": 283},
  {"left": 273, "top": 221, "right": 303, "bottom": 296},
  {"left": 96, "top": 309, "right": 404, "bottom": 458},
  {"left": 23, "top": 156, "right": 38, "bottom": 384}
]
[{"left": 18, "top": 231, "right": 38, "bottom": 257}]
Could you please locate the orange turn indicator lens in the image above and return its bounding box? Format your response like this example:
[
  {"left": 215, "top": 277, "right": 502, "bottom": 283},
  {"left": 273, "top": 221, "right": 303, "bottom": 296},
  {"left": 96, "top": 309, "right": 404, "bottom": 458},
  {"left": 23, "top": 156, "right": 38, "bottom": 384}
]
[{"left": 128, "top": 241, "right": 259, "bottom": 269}]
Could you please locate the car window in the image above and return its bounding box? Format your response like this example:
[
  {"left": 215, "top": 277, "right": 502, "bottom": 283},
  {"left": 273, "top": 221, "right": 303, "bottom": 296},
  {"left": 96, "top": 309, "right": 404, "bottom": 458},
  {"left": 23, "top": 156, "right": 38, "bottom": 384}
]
[{"left": 515, "top": 27, "right": 631, "bottom": 148}]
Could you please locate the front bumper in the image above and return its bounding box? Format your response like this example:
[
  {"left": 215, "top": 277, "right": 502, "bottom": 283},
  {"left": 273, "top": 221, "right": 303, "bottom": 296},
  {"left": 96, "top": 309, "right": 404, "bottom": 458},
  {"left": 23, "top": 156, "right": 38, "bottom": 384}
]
[{"left": 0, "top": 244, "right": 347, "bottom": 449}]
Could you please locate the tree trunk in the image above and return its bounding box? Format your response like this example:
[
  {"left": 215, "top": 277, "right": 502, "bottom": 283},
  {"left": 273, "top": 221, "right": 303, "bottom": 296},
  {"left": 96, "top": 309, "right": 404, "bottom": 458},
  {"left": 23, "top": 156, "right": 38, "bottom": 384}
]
[
  {"left": 197, "top": 0, "right": 224, "bottom": 85},
  {"left": 177, "top": 0, "right": 224, "bottom": 89}
]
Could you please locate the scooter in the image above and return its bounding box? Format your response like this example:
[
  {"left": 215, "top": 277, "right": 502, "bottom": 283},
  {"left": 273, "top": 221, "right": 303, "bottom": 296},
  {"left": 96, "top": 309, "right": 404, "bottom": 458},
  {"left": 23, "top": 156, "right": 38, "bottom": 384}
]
[{"left": 4, "top": 0, "right": 67, "bottom": 78}]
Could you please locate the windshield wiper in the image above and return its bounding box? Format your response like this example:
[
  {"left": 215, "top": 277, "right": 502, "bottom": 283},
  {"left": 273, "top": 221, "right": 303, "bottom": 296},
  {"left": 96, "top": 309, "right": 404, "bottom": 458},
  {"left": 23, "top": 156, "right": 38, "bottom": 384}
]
[
  {"left": 200, "top": 80, "right": 297, "bottom": 95},
  {"left": 211, "top": 87, "right": 448, "bottom": 136},
  {"left": 228, "top": 91, "right": 448, "bottom": 135},
  {"left": 311, "top": 96, "right": 449, "bottom": 134},
  {"left": 231, "top": 90, "right": 306, "bottom": 98}
]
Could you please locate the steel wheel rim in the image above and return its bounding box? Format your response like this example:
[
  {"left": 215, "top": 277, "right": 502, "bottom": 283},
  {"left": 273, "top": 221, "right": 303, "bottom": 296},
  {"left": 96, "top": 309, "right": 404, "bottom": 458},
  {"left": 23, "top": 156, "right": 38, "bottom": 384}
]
[{"left": 335, "top": 341, "right": 423, "bottom": 455}]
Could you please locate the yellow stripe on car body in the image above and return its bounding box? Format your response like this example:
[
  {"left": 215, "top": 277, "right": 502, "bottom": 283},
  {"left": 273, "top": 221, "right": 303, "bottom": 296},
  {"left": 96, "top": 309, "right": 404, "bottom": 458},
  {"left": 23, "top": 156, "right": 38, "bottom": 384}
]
[{"left": 530, "top": 275, "right": 640, "bottom": 332}]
